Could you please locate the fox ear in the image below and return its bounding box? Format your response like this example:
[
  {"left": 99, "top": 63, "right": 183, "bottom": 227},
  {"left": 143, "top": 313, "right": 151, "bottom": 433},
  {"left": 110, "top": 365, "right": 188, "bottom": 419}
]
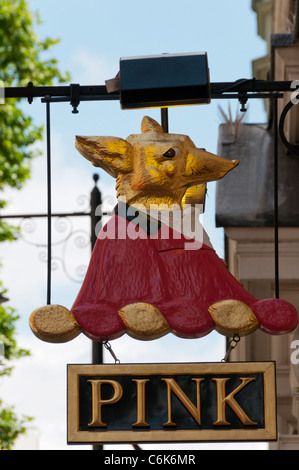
[
  {"left": 141, "top": 116, "right": 164, "bottom": 134},
  {"left": 75, "top": 136, "right": 133, "bottom": 178}
]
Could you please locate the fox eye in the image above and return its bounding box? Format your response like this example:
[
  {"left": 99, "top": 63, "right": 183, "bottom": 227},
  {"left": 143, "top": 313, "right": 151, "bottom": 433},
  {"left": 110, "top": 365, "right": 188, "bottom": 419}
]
[{"left": 163, "top": 147, "right": 180, "bottom": 158}]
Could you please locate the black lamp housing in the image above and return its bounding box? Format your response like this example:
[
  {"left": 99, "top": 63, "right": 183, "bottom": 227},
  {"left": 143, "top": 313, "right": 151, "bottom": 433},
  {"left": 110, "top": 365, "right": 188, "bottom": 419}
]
[{"left": 120, "top": 52, "right": 211, "bottom": 110}]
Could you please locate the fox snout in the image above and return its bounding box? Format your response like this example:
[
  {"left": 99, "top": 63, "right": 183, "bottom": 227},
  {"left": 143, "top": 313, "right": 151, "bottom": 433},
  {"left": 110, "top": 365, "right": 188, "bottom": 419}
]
[{"left": 185, "top": 147, "right": 239, "bottom": 184}]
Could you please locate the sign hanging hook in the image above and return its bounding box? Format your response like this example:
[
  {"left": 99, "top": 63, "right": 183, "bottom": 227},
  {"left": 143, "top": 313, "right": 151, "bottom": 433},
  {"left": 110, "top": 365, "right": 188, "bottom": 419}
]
[
  {"left": 102, "top": 340, "right": 120, "bottom": 364},
  {"left": 221, "top": 334, "right": 240, "bottom": 362}
]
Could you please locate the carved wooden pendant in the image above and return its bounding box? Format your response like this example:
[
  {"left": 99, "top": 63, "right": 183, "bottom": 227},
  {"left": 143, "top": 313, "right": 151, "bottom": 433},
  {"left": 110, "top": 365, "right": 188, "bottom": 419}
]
[{"left": 29, "top": 116, "right": 298, "bottom": 343}]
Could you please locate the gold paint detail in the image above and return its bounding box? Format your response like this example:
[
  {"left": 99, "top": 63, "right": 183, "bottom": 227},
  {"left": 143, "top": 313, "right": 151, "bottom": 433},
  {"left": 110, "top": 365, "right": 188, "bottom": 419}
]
[
  {"left": 87, "top": 379, "right": 123, "bottom": 428},
  {"left": 208, "top": 299, "right": 259, "bottom": 337},
  {"left": 212, "top": 377, "right": 258, "bottom": 426},
  {"left": 29, "top": 305, "right": 81, "bottom": 343},
  {"left": 118, "top": 303, "right": 170, "bottom": 340},
  {"left": 132, "top": 379, "right": 150, "bottom": 428},
  {"left": 182, "top": 183, "right": 206, "bottom": 208},
  {"left": 75, "top": 135, "right": 133, "bottom": 178},
  {"left": 162, "top": 378, "right": 204, "bottom": 427}
]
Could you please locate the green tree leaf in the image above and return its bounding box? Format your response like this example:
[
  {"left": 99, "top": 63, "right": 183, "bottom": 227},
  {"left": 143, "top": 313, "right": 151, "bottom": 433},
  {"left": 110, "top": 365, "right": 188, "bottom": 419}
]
[{"left": 0, "top": 0, "right": 70, "bottom": 449}]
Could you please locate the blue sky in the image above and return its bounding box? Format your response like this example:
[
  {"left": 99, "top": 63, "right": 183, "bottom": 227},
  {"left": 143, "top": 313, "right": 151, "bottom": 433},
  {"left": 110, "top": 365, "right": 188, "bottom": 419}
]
[
  {"left": 0, "top": 0, "right": 269, "bottom": 450},
  {"left": 25, "top": 0, "right": 267, "bottom": 250}
]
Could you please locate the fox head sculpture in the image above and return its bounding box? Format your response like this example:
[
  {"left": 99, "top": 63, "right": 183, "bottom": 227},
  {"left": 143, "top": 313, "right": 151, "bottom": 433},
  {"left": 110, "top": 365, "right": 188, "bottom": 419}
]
[{"left": 75, "top": 116, "right": 238, "bottom": 209}]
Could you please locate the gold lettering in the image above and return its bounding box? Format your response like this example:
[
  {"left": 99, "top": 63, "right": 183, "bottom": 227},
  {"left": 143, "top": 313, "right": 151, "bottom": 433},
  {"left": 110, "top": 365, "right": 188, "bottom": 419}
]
[
  {"left": 132, "top": 379, "right": 150, "bottom": 427},
  {"left": 212, "top": 377, "right": 257, "bottom": 426},
  {"left": 87, "top": 379, "right": 123, "bottom": 427},
  {"left": 162, "top": 378, "right": 204, "bottom": 427}
]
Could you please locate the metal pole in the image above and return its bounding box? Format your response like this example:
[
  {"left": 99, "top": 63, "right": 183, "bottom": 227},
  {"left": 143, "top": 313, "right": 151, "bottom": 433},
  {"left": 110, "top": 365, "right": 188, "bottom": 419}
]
[
  {"left": 3, "top": 80, "right": 294, "bottom": 101},
  {"left": 90, "top": 173, "right": 103, "bottom": 366},
  {"left": 273, "top": 97, "right": 279, "bottom": 299},
  {"left": 90, "top": 174, "right": 102, "bottom": 249},
  {"left": 161, "top": 108, "right": 169, "bottom": 132},
  {"left": 46, "top": 101, "right": 52, "bottom": 305},
  {"left": 90, "top": 174, "right": 103, "bottom": 451}
]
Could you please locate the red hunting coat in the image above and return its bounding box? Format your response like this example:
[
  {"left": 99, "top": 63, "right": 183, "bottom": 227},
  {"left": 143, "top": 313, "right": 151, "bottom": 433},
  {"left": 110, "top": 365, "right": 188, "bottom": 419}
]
[{"left": 71, "top": 203, "right": 298, "bottom": 341}]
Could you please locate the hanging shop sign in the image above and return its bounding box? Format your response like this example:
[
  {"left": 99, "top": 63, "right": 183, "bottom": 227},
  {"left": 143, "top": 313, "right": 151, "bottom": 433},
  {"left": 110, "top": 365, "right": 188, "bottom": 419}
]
[
  {"left": 67, "top": 362, "right": 276, "bottom": 445},
  {"left": 30, "top": 116, "right": 298, "bottom": 345}
]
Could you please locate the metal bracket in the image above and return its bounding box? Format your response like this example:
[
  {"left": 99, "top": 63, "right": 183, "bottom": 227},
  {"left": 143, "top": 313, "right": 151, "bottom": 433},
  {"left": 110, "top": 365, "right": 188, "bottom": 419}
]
[
  {"left": 27, "top": 81, "right": 34, "bottom": 104},
  {"left": 238, "top": 93, "right": 248, "bottom": 112},
  {"left": 70, "top": 83, "right": 80, "bottom": 114}
]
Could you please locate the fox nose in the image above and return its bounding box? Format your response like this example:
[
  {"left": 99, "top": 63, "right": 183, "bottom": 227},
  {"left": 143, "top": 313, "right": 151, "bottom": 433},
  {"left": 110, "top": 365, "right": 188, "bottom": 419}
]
[{"left": 187, "top": 149, "right": 240, "bottom": 184}]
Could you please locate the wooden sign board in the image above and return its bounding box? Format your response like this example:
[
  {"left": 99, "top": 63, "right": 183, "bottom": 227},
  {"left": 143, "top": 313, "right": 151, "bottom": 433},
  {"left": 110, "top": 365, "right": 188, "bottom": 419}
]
[{"left": 67, "top": 362, "right": 276, "bottom": 445}]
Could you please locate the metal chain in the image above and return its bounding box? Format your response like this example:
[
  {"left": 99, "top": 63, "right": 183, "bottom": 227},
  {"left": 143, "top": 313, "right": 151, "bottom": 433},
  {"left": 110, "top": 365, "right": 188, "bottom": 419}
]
[
  {"left": 102, "top": 340, "right": 120, "bottom": 364},
  {"left": 221, "top": 334, "right": 240, "bottom": 362}
]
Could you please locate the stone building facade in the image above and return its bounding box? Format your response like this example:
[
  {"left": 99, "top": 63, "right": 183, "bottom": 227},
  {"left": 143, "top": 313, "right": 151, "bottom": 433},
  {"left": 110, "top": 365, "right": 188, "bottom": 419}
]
[{"left": 216, "top": 0, "right": 299, "bottom": 449}]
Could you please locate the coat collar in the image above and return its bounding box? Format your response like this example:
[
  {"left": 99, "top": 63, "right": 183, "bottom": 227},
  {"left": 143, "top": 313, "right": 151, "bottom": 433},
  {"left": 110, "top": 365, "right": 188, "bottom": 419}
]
[{"left": 114, "top": 202, "right": 161, "bottom": 236}]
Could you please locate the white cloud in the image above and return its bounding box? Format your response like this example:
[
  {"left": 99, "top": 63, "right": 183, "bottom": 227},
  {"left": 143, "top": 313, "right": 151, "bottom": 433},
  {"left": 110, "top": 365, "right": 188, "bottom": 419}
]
[
  {"left": 0, "top": 125, "right": 116, "bottom": 313},
  {"left": 72, "top": 48, "right": 119, "bottom": 85},
  {"left": 0, "top": 333, "right": 91, "bottom": 450}
]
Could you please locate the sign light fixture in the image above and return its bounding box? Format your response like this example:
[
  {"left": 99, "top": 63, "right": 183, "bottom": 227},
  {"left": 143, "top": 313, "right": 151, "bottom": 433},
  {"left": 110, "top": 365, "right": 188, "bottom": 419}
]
[{"left": 119, "top": 52, "right": 211, "bottom": 109}]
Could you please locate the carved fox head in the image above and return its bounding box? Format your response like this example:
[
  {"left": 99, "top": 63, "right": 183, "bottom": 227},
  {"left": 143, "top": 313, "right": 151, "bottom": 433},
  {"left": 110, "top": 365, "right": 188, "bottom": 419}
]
[{"left": 75, "top": 116, "right": 238, "bottom": 208}]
